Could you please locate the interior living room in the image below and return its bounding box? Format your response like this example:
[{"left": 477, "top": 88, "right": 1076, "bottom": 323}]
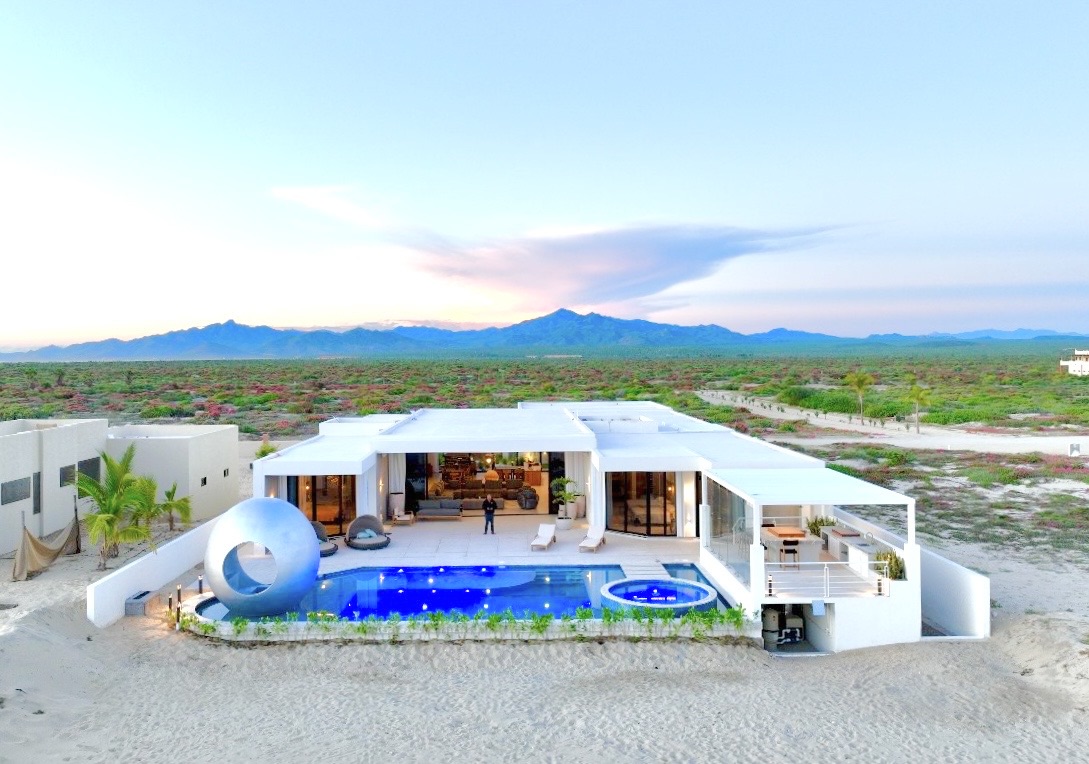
[{"left": 408, "top": 451, "right": 560, "bottom": 519}]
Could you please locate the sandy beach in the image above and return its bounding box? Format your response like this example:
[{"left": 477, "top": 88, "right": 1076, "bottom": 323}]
[{"left": 2, "top": 434, "right": 1088, "bottom": 763}]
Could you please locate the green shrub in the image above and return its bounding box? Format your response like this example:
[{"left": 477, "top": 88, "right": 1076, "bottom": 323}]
[
  {"left": 874, "top": 550, "right": 905, "bottom": 580},
  {"left": 828, "top": 463, "right": 864, "bottom": 478},
  {"left": 254, "top": 441, "right": 278, "bottom": 458},
  {"left": 806, "top": 516, "right": 838, "bottom": 537},
  {"left": 961, "top": 466, "right": 1021, "bottom": 487}
]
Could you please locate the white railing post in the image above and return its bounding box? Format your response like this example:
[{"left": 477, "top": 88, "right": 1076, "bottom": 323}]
[{"left": 823, "top": 564, "right": 830, "bottom": 598}]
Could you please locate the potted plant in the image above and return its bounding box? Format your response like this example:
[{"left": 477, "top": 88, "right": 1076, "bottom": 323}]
[{"left": 550, "top": 477, "right": 582, "bottom": 530}]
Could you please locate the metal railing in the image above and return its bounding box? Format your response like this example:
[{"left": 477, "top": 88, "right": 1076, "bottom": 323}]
[{"left": 764, "top": 560, "right": 890, "bottom": 599}]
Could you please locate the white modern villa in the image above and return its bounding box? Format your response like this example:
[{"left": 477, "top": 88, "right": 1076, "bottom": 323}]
[{"left": 253, "top": 401, "right": 990, "bottom": 652}]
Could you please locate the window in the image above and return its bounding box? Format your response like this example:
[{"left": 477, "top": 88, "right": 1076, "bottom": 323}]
[
  {"left": 707, "top": 481, "right": 752, "bottom": 585},
  {"left": 60, "top": 464, "right": 76, "bottom": 487},
  {"left": 223, "top": 468, "right": 230, "bottom": 478},
  {"left": 1, "top": 477, "right": 32, "bottom": 505},
  {"left": 77, "top": 457, "right": 101, "bottom": 483},
  {"left": 201, "top": 477, "right": 207, "bottom": 487},
  {"left": 32, "top": 472, "right": 41, "bottom": 514}
]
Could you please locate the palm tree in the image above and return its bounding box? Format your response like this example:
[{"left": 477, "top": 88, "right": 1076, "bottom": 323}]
[
  {"left": 906, "top": 383, "right": 932, "bottom": 434},
  {"left": 74, "top": 444, "right": 151, "bottom": 569},
  {"left": 160, "top": 482, "right": 192, "bottom": 532},
  {"left": 843, "top": 370, "right": 875, "bottom": 418},
  {"left": 128, "top": 476, "right": 162, "bottom": 529}
]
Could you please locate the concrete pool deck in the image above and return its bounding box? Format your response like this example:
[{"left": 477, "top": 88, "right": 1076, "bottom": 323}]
[{"left": 317, "top": 514, "right": 700, "bottom": 575}]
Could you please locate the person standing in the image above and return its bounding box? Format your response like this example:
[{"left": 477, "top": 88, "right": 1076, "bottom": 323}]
[{"left": 482, "top": 494, "right": 497, "bottom": 534}]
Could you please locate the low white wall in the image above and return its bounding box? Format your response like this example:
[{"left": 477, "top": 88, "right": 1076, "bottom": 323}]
[
  {"left": 829, "top": 579, "right": 921, "bottom": 651},
  {"left": 836, "top": 508, "right": 990, "bottom": 639},
  {"left": 86, "top": 518, "right": 220, "bottom": 628},
  {"left": 920, "top": 548, "right": 991, "bottom": 638}
]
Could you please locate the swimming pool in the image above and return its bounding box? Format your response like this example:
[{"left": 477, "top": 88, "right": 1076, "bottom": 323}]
[{"left": 197, "top": 563, "right": 728, "bottom": 621}]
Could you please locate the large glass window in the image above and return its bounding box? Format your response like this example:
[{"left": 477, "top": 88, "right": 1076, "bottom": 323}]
[
  {"left": 707, "top": 480, "right": 751, "bottom": 585},
  {"left": 605, "top": 472, "right": 676, "bottom": 536},
  {"left": 290, "top": 475, "right": 356, "bottom": 536}
]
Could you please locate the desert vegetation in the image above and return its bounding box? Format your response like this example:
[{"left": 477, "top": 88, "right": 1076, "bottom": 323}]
[
  {"left": 3, "top": 353, "right": 1087, "bottom": 561},
  {"left": 1, "top": 353, "right": 1085, "bottom": 438},
  {"left": 799, "top": 444, "right": 1089, "bottom": 558}
]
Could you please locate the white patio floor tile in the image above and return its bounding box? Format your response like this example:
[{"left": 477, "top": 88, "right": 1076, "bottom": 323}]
[{"left": 319, "top": 514, "right": 700, "bottom": 576}]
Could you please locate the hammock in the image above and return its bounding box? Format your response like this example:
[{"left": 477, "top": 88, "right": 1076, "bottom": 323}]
[{"left": 11, "top": 512, "right": 81, "bottom": 582}]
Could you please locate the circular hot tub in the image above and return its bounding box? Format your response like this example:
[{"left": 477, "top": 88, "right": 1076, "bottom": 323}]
[{"left": 600, "top": 577, "right": 719, "bottom": 614}]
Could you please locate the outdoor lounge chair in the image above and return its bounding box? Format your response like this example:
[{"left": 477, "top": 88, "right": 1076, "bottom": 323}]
[
  {"left": 578, "top": 529, "right": 605, "bottom": 552},
  {"left": 345, "top": 515, "right": 391, "bottom": 551},
  {"left": 530, "top": 523, "right": 556, "bottom": 551},
  {"left": 311, "top": 521, "right": 338, "bottom": 557}
]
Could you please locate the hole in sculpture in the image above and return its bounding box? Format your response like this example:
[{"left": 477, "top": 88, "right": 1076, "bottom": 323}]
[{"left": 223, "top": 542, "right": 277, "bottom": 595}]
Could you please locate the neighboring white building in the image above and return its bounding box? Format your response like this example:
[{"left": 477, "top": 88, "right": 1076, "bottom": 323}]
[
  {"left": 0, "top": 418, "right": 108, "bottom": 556},
  {"left": 253, "top": 401, "right": 990, "bottom": 652},
  {"left": 1, "top": 419, "right": 238, "bottom": 556},
  {"left": 1060, "top": 350, "right": 1089, "bottom": 376},
  {"left": 106, "top": 424, "right": 239, "bottom": 523}
]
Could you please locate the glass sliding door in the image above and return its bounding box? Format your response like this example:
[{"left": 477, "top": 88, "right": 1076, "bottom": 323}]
[
  {"left": 289, "top": 475, "right": 356, "bottom": 537},
  {"left": 606, "top": 471, "right": 676, "bottom": 536}
]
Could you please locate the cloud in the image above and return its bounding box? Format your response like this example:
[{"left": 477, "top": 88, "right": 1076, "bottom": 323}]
[
  {"left": 409, "top": 224, "right": 830, "bottom": 305},
  {"left": 263, "top": 183, "right": 835, "bottom": 313}
]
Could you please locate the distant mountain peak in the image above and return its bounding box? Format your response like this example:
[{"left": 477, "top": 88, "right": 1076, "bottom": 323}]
[{"left": 0, "top": 310, "right": 1083, "bottom": 361}]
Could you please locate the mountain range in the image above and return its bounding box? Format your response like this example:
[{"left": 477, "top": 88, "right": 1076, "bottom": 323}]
[{"left": 1, "top": 310, "right": 1085, "bottom": 361}]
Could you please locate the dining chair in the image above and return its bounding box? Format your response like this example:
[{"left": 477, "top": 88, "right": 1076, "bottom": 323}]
[{"left": 780, "top": 539, "right": 800, "bottom": 567}]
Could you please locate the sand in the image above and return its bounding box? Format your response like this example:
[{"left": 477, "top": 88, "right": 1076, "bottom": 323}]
[{"left": 2, "top": 433, "right": 1088, "bottom": 763}]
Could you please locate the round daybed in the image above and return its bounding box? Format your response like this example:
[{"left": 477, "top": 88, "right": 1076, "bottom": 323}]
[
  {"left": 345, "top": 515, "right": 391, "bottom": 551},
  {"left": 310, "top": 521, "right": 339, "bottom": 557}
]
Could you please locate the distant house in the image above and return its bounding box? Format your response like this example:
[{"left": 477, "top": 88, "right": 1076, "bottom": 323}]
[
  {"left": 1, "top": 419, "right": 237, "bottom": 556},
  {"left": 1060, "top": 350, "right": 1089, "bottom": 376}
]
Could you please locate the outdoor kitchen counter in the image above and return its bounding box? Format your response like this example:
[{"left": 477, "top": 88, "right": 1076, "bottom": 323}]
[{"left": 761, "top": 528, "right": 821, "bottom": 563}]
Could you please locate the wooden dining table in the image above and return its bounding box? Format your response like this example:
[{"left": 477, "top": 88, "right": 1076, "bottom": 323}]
[{"left": 764, "top": 526, "right": 807, "bottom": 539}]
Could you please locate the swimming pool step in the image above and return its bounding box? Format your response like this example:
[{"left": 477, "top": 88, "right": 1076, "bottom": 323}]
[{"left": 621, "top": 562, "right": 670, "bottom": 579}]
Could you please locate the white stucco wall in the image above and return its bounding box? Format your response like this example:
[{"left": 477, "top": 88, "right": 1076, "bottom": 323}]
[
  {"left": 0, "top": 419, "right": 108, "bottom": 556},
  {"left": 87, "top": 518, "right": 219, "bottom": 627},
  {"left": 820, "top": 578, "right": 921, "bottom": 651},
  {"left": 920, "top": 547, "right": 991, "bottom": 638},
  {"left": 107, "top": 424, "right": 237, "bottom": 522}
]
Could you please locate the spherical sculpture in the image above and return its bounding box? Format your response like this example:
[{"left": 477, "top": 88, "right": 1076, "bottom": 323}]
[{"left": 204, "top": 497, "right": 320, "bottom": 617}]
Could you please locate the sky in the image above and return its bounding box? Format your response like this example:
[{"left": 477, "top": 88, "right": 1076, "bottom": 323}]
[{"left": 1, "top": 2, "right": 1088, "bottom": 350}]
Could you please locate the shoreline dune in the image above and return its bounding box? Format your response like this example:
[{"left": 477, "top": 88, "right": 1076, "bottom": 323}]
[{"left": 3, "top": 434, "right": 1089, "bottom": 761}]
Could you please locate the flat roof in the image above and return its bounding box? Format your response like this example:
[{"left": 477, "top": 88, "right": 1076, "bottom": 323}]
[
  {"left": 259, "top": 402, "right": 861, "bottom": 481},
  {"left": 261, "top": 435, "right": 378, "bottom": 475},
  {"left": 593, "top": 431, "right": 821, "bottom": 471},
  {"left": 370, "top": 407, "right": 594, "bottom": 453},
  {"left": 707, "top": 467, "right": 911, "bottom": 506}
]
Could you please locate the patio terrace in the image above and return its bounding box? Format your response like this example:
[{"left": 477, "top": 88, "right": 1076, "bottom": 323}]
[{"left": 316, "top": 514, "right": 700, "bottom": 575}]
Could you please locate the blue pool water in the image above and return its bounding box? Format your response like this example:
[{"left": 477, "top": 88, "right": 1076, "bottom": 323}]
[{"left": 197, "top": 563, "right": 728, "bottom": 621}]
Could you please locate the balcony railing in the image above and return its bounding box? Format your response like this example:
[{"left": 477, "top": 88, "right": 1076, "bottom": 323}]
[{"left": 765, "top": 560, "right": 890, "bottom": 599}]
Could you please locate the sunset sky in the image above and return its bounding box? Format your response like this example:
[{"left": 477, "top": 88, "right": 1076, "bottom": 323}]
[{"left": 2, "top": 3, "right": 1087, "bottom": 349}]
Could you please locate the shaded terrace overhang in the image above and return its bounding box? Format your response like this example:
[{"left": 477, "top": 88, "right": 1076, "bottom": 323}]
[
  {"left": 707, "top": 466, "right": 916, "bottom": 544},
  {"left": 258, "top": 436, "right": 378, "bottom": 476}
]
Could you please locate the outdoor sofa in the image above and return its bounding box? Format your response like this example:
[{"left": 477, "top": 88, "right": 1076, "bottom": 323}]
[{"left": 415, "top": 499, "right": 463, "bottom": 520}]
